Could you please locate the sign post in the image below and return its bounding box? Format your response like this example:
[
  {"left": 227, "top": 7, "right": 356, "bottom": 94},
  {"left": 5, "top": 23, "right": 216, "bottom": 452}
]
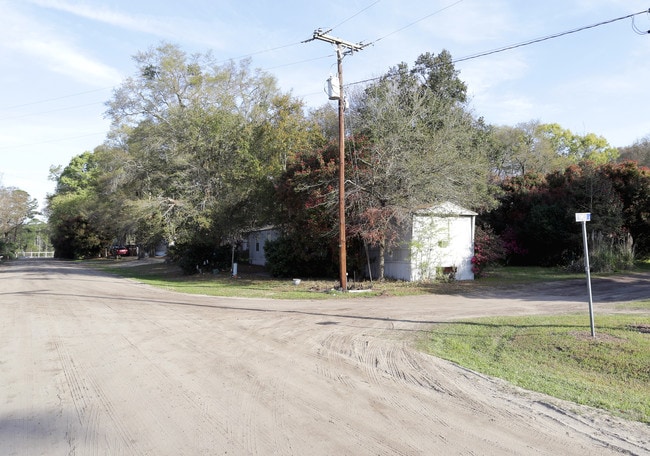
[{"left": 575, "top": 213, "right": 595, "bottom": 337}]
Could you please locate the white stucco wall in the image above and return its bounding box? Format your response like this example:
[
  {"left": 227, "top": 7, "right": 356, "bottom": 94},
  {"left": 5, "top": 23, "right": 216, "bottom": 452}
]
[
  {"left": 367, "top": 203, "right": 476, "bottom": 281},
  {"left": 410, "top": 213, "right": 475, "bottom": 280},
  {"left": 247, "top": 228, "right": 279, "bottom": 266}
]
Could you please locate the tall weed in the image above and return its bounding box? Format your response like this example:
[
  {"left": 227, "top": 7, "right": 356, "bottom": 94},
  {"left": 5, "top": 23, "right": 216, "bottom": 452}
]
[{"left": 566, "top": 231, "right": 634, "bottom": 273}]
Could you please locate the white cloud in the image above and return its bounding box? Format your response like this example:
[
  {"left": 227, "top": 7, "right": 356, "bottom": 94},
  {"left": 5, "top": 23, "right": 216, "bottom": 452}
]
[
  {"left": 27, "top": 0, "right": 159, "bottom": 33},
  {"left": 18, "top": 38, "right": 123, "bottom": 86},
  {"left": 0, "top": 2, "right": 123, "bottom": 87},
  {"left": 26, "top": 0, "right": 228, "bottom": 50}
]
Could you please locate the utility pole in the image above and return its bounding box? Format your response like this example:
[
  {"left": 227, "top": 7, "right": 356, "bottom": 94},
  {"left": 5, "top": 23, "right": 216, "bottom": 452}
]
[{"left": 308, "top": 29, "right": 366, "bottom": 291}]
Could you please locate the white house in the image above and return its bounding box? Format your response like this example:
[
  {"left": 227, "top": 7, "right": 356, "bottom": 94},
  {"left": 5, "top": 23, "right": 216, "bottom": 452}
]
[
  {"left": 367, "top": 202, "right": 477, "bottom": 281},
  {"left": 246, "top": 226, "right": 279, "bottom": 266}
]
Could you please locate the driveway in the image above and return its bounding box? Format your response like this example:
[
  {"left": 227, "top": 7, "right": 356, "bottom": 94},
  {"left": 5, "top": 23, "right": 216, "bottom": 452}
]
[{"left": 1, "top": 259, "right": 648, "bottom": 455}]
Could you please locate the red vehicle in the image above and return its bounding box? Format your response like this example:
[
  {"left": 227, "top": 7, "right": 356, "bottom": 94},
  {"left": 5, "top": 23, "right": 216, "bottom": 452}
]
[{"left": 111, "top": 246, "right": 129, "bottom": 257}]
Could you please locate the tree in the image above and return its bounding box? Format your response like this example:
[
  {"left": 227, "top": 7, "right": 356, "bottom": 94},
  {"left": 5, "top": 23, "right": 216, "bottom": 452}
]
[
  {"left": 307, "top": 104, "right": 339, "bottom": 143},
  {"left": 0, "top": 186, "right": 38, "bottom": 257},
  {"left": 486, "top": 122, "right": 619, "bottom": 181},
  {"left": 102, "top": 43, "right": 317, "bottom": 263},
  {"left": 272, "top": 50, "right": 495, "bottom": 280},
  {"left": 487, "top": 121, "right": 558, "bottom": 178},
  {"left": 345, "top": 50, "right": 494, "bottom": 278},
  {"left": 47, "top": 151, "right": 112, "bottom": 258},
  {"left": 482, "top": 161, "right": 639, "bottom": 266},
  {"left": 538, "top": 123, "right": 619, "bottom": 164},
  {"left": 600, "top": 161, "right": 650, "bottom": 257},
  {"left": 252, "top": 93, "right": 326, "bottom": 174},
  {"left": 618, "top": 135, "right": 650, "bottom": 167},
  {"left": 412, "top": 50, "right": 467, "bottom": 104}
]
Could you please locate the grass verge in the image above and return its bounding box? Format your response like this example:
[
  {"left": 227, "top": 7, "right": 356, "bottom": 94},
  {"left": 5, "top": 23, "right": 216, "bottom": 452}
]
[
  {"left": 88, "top": 258, "right": 476, "bottom": 299},
  {"left": 90, "top": 260, "right": 600, "bottom": 299},
  {"left": 419, "top": 305, "right": 650, "bottom": 423}
]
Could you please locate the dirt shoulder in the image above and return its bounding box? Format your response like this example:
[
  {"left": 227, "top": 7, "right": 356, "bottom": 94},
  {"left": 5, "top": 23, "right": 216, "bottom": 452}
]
[{"left": 1, "top": 260, "right": 648, "bottom": 455}]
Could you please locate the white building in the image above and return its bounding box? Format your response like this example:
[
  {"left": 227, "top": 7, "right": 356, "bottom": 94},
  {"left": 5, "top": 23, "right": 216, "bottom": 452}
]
[
  {"left": 246, "top": 203, "right": 476, "bottom": 281},
  {"left": 246, "top": 226, "right": 279, "bottom": 266},
  {"left": 367, "top": 202, "right": 477, "bottom": 281}
]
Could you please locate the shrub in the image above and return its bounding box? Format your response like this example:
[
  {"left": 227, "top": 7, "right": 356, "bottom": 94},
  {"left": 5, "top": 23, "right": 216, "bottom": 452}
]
[
  {"left": 264, "top": 235, "right": 335, "bottom": 278},
  {"left": 167, "top": 242, "right": 233, "bottom": 275},
  {"left": 565, "top": 231, "right": 634, "bottom": 273},
  {"left": 472, "top": 225, "right": 506, "bottom": 277}
]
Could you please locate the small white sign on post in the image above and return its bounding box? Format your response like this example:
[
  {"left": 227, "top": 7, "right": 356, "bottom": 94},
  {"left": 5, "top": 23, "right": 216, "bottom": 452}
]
[{"left": 576, "top": 212, "right": 595, "bottom": 337}]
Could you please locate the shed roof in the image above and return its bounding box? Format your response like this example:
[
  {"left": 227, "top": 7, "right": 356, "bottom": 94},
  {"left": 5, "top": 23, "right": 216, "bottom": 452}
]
[{"left": 415, "top": 202, "right": 477, "bottom": 217}]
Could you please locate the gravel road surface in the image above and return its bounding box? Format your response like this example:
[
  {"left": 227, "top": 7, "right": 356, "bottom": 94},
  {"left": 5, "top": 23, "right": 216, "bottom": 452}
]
[{"left": 1, "top": 259, "right": 649, "bottom": 455}]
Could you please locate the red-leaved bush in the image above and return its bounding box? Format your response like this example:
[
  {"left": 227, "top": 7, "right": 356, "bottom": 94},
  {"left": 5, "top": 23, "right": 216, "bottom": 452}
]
[{"left": 472, "top": 225, "right": 506, "bottom": 277}]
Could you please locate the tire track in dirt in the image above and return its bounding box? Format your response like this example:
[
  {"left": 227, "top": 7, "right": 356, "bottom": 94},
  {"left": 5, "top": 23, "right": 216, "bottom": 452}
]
[
  {"left": 100, "top": 298, "right": 295, "bottom": 455},
  {"left": 246, "top": 308, "right": 545, "bottom": 453},
  {"left": 216, "top": 318, "right": 315, "bottom": 455},
  {"left": 40, "top": 286, "right": 147, "bottom": 456},
  {"left": 92, "top": 318, "right": 239, "bottom": 453},
  {"left": 4, "top": 261, "right": 649, "bottom": 455},
  {"left": 250, "top": 315, "right": 440, "bottom": 454},
  {"left": 52, "top": 333, "right": 142, "bottom": 456},
  {"left": 274, "top": 308, "right": 648, "bottom": 455}
]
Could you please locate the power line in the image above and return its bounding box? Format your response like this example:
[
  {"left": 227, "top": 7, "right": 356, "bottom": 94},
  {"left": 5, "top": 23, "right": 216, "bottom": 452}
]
[
  {"left": 366, "top": 0, "right": 464, "bottom": 46},
  {"left": 0, "top": 101, "right": 105, "bottom": 122},
  {"left": 344, "top": 8, "right": 650, "bottom": 89},
  {"left": 263, "top": 54, "right": 334, "bottom": 71},
  {"left": 8, "top": 6, "right": 648, "bottom": 138},
  {"left": 453, "top": 8, "right": 650, "bottom": 63},
  {"left": 219, "top": 41, "right": 304, "bottom": 64},
  {"left": 0, "top": 87, "right": 113, "bottom": 111},
  {"left": 0, "top": 2, "right": 383, "bottom": 117},
  {"left": 329, "top": 0, "right": 381, "bottom": 31},
  {"left": 0, "top": 131, "right": 108, "bottom": 151},
  {"left": 224, "top": 1, "right": 382, "bottom": 63},
  {"left": 632, "top": 13, "right": 650, "bottom": 35}
]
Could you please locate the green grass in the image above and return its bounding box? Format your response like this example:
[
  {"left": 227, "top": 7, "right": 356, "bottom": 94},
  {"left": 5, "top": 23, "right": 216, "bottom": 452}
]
[
  {"left": 93, "top": 260, "right": 592, "bottom": 297},
  {"left": 89, "top": 258, "right": 480, "bottom": 299},
  {"left": 91, "top": 259, "right": 649, "bottom": 299},
  {"left": 478, "top": 265, "right": 584, "bottom": 283},
  {"left": 636, "top": 259, "right": 650, "bottom": 271},
  {"left": 94, "top": 259, "right": 383, "bottom": 299},
  {"left": 419, "top": 310, "right": 650, "bottom": 423}
]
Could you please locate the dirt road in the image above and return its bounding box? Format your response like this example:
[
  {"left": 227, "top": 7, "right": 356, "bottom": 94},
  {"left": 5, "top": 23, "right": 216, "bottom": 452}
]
[{"left": 1, "top": 259, "right": 649, "bottom": 455}]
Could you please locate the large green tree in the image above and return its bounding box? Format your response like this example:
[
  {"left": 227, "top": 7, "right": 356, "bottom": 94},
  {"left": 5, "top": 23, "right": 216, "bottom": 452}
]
[
  {"left": 0, "top": 186, "right": 38, "bottom": 257},
  {"left": 47, "top": 44, "right": 323, "bottom": 265},
  {"left": 47, "top": 151, "right": 112, "bottom": 258},
  {"left": 487, "top": 121, "right": 618, "bottom": 179},
  {"left": 538, "top": 123, "right": 619, "bottom": 164},
  {"left": 272, "top": 50, "right": 495, "bottom": 279},
  {"left": 101, "top": 43, "right": 321, "bottom": 263},
  {"left": 487, "top": 121, "right": 558, "bottom": 178},
  {"left": 347, "top": 50, "right": 494, "bottom": 277}
]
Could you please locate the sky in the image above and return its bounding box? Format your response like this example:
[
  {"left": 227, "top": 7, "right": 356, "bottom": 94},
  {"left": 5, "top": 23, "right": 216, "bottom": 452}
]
[{"left": 1, "top": 0, "right": 649, "bottom": 214}]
